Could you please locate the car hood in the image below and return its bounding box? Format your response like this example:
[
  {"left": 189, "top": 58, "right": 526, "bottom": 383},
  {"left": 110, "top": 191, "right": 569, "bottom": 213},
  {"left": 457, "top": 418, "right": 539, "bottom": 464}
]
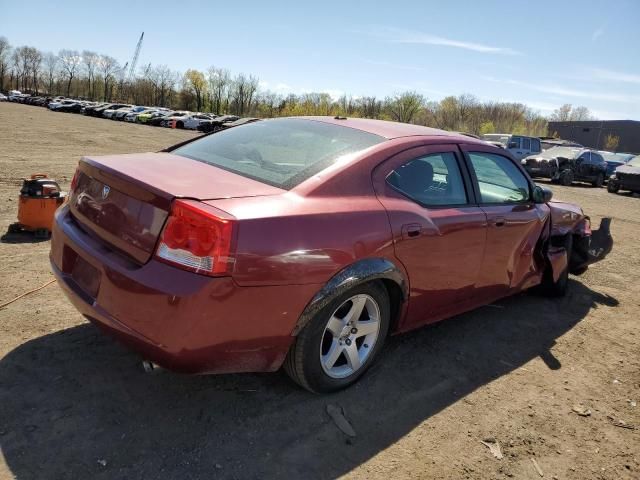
[{"left": 615, "top": 164, "right": 640, "bottom": 176}]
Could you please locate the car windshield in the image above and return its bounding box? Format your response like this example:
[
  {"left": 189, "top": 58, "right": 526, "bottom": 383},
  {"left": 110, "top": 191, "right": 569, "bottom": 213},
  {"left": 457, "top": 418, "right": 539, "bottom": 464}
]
[
  {"left": 600, "top": 152, "right": 634, "bottom": 163},
  {"left": 537, "top": 146, "right": 582, "bottom": 159},
  {"left": 481, "top": 134, "right": 511, "bottom": 145},
  {"left": 172, "top": 118, "right": 385, "bottom": 189}
]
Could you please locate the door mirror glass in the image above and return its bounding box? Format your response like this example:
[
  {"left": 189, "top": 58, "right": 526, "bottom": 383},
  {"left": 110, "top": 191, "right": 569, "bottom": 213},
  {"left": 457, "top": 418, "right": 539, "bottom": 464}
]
[{"left": 532, "top": 185, "right": 553, "bottom": 203}]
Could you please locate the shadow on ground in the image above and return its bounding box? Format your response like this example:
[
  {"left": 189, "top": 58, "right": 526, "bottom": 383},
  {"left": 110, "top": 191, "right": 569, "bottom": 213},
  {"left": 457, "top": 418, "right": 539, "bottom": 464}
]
[
  {"left": 0, "top": 280, "right": 617, "bottom": 479},
  {"left": 1, "top": 230, "right": 50, "bottom": 244}
]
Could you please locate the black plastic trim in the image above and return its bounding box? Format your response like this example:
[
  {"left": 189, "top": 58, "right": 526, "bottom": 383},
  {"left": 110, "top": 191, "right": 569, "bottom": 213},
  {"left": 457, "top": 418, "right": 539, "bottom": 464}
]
[{"left": 291, "top": 258, "right": 408, "bottom": 335}]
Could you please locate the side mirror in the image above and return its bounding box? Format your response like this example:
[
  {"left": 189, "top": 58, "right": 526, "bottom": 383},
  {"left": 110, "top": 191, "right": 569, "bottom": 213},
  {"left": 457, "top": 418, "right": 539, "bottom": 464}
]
[
  {"left": 508, "top": 142, "right": 518, "bottom": 149},
  {"left": 532, "top": 185, "right": 553, "bottom": 204}
]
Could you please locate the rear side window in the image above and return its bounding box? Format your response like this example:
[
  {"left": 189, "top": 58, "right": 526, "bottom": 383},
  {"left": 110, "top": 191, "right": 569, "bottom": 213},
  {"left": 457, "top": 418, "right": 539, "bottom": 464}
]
[
  {"left": 386, "top": 152, "right": 468, "bottom": 206},
  {"left": 522, "top": 137, "right": 531, "bottom": 150},
  {"left": 173, "top": 119, "right": 384, "bottom": 189},
  {"left": 468, "top": 152, "right": 530, "bottom": 204}
]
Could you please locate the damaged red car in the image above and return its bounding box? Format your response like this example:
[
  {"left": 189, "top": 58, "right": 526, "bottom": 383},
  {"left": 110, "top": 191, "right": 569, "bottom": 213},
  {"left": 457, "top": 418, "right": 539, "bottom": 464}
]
[{"left": 50, "top": 117, "right": 613, "bottom": 392}]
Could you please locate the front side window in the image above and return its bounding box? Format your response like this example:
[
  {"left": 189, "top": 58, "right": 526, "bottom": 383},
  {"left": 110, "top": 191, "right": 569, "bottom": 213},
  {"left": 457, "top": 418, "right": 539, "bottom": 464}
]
[
  {"left": 579, "top": 152, "right": 591, "bottom": 163},
  {"left": 531, "top": 138, "right": 541, "bottom": 153},
  {"left": 468, "top": 152, "right": 530, "bottom": 204},
  {"left": 509, "top": 137, "right": 522, "bottom": 149},
  {"left": 386, "top": 152, "right": 468, "bottom": 206}
]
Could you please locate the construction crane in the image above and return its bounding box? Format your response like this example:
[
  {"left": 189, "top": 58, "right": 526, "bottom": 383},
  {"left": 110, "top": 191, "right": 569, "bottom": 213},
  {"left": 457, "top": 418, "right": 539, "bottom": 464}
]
[{"left": 127, "top": 32, "right": 144, "bottom": 81}]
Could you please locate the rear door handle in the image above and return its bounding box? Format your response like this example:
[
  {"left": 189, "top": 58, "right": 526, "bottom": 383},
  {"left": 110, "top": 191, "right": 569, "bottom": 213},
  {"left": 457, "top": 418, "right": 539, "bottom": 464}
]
[
  {"left": 490, "top": 217, "right": 506, "bottom": 227},
  {"left": 402, "top": 223, "right": 422, "bottom": 239}
]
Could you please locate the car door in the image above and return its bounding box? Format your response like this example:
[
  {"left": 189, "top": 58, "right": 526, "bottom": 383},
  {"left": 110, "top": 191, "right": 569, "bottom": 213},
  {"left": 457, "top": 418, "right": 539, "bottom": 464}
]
[
  {"left": 521, "top": 137, "right": 532, "bottom": 157},
  {"left": 508, "top": 136, "right": 525, "bottom": 159},
  {"left": 530, "top": 137, "right": 542, "bottom": 155},
  {"left": 576, "top": 151, "right": 592, "bottom": 179},
  {"left": 372, "top": 144, "right": 488, "bottom": 329},
  {"left": 460, "top": 145, "right": 549, "bottom": 301}
]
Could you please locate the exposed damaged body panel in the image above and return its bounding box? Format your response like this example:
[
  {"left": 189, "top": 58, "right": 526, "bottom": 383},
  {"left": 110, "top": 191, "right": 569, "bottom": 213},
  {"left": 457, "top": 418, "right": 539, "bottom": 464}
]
[{"left": 546, "top": 201, "right": 613, "bottom": 277}]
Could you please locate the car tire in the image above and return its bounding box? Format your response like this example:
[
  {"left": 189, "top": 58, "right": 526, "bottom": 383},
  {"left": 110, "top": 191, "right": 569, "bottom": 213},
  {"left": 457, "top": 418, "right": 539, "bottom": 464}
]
[
  {"left": 539, "top": 235, "right": 572, "bottom": 297},
  {"left": 284, "top": 281, "right": 390, "bottom": 393},
  {"left": 592, "top": 173, "right": 604, "bottom": 188},
  {"left": 560, "top": 170, "right": 574, "bottom": 186},
  {"left": 176, "top": 121, "right": 184, "bottom": 129},
  {"left": 607, "top": 180, "right": 620, "bottom": 193}
]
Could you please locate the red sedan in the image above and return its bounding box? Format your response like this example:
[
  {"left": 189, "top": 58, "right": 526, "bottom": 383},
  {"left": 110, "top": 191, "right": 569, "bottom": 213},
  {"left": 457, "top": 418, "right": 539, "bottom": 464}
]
[{"left": 50, "top": 117, "right": 613, "bottom": 392}]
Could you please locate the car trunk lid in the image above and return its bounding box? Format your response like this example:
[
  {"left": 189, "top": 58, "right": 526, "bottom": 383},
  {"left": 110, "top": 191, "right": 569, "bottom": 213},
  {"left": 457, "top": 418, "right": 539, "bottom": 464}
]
[{"left": 69, "top": 152, "right": 284, "bottom": 263}]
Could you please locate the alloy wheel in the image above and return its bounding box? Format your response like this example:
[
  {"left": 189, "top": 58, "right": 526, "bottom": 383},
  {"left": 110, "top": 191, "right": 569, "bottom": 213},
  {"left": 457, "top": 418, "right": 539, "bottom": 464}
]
[{"left": 319, "top": 294, "right": 381, "bottom": 379}]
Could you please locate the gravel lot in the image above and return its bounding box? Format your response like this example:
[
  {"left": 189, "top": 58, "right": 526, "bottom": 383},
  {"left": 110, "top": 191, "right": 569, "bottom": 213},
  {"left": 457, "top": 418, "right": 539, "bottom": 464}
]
[{"left": 0, "top": 102, "right": 638, "bottom": 480}]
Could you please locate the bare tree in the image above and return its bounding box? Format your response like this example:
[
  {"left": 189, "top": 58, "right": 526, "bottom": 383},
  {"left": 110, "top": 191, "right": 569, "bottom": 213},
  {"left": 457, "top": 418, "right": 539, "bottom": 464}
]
[
  {"left": 386, "top": 91, "right": 425, "bottom": 124},
  {"left": 0, "top": 36, "right": 10, "bottom": 91},
  {"left": 59, "top": 49, "right": 81, "bottom": 96},
  {"left": 149, "top": 65, "right": 178, "bottom": 106},
  {"left": 550, "top": 104, "right": 595, "bottom": 121},
  {"left": 43, "top": 53, "right": 58, "bottom": 95},
  {"left": 97, "top": 55, "right": 119, "bottom": 101},
  {"left": 207, "top": 66, "right": 231, "bottom": 114},
  {"left": 82, "top": 51, "right": 99, "bottom": 99}
]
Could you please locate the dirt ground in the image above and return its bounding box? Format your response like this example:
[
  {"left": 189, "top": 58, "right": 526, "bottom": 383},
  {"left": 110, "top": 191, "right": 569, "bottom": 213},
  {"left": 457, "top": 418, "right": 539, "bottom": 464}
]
[{"left": 0, "top": 102, "right": 638, "bottom": 480}]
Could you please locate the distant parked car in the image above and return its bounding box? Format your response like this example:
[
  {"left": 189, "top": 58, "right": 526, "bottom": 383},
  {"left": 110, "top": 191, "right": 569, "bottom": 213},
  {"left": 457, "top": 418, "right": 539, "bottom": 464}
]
[
  {"left": 8, "top": 90, "right": 24, "bottom": 102},
  {"left": 607, "top": 155, "right": 640, "bottom": 194},
  {"left": 158, "top": 111, "right": 191, "bottom": 127},
  {"left": 49, "top": 99, "right": 79, "bottom": 111},
  {"left": 522, "top": 147, "right": 607, "bottom": 187},
  {"left": 197, "top": 115, "right": 241, "bottom": 133},
  {"left": 84, "top": 103, "right": 116, "bottom": 116},
  {"left": 136, "top": 110, "right": 169, "bottom": 124},
  {"left": 481, "top": 134, "right": 542, "bottom": 160},
  {"left": 598, "top": 151, "right": 636, "bottom": 180},
  {"left": 176, "top": 113, "right": 217, "bottom": 130},
  {"left": 103, "top": 105, "right": 133, "bottom": 119},
  {"left": 57, "top": 101, "right": 85, "bottom": 113},
  {"left": 124, "top": 108, "right": 157, "bottom": 122},
  {"left": 114, "top": 105, "right": 146, "bottom": 121},
  {"left": 0, "top": 93, "right": 7, "bottom": 101}
]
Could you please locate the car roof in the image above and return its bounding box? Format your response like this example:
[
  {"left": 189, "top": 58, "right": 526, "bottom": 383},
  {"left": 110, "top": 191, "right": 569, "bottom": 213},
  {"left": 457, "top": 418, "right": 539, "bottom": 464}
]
[{"left": 298, "top": 116, "right": 462, "bottom": 140}]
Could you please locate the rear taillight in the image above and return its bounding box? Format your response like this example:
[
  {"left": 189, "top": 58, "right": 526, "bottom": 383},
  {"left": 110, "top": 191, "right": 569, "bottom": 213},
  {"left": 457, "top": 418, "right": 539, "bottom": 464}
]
[
  {"left": 69, "top": 168, "right": 80, "bottom": 195},
  {"left": 155, "top": 200, "right": 235, "bottom": 276}
]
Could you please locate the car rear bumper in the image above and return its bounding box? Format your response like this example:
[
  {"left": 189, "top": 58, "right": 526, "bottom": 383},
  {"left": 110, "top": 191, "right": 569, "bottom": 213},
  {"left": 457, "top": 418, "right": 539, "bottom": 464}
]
[{"left": 50, "top": 204, "right": 320, "bottom": 374}]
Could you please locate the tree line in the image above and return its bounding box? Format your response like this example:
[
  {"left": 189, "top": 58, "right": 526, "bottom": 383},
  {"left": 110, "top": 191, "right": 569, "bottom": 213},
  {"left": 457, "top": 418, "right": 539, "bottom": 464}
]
[{"left": 0, "top": 35, "right": 595, "bottom": 136}]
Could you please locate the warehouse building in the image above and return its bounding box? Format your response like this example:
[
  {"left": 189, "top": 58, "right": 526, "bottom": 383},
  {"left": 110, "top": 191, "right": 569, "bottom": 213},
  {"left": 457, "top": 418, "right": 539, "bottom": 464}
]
[{"left": 547, "top": 120, "right": 640, "bottom": 154}]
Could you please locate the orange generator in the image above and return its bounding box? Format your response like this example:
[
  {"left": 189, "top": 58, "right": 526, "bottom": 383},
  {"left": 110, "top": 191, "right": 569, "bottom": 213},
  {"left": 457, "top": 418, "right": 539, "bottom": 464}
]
[{"left": 8, "top": 174, "right": 66, "bottom": 238}]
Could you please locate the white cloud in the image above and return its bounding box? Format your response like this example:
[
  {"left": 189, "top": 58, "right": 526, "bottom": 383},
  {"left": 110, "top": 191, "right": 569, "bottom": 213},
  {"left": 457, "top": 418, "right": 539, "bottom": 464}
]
[
  {"left": 588, "top": 67, "right": 640, "bottom": 84},
  {"left": 359, "top": 26, "right": 521, "bottom": 55},
  {"left": 481, "top": 75, "right": 640, "bottom": 103}
]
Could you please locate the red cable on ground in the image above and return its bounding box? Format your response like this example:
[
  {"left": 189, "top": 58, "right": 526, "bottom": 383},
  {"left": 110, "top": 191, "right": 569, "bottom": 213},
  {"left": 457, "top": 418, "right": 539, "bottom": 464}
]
[{"left": 0, "top": 279, "right": 57, "bottom": 309}]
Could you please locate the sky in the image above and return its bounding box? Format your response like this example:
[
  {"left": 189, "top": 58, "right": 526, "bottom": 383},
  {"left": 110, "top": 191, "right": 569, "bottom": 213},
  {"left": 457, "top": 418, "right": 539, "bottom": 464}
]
[{"left": 1, "top": 0, "right": 639, "bottom": 119}]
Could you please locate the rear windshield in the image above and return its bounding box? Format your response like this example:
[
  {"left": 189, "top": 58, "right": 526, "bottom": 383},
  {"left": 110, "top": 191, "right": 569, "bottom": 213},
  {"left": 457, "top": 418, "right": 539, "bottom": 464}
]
[{"left": 172, "top": 118, "right": 385, "bottom": 189}]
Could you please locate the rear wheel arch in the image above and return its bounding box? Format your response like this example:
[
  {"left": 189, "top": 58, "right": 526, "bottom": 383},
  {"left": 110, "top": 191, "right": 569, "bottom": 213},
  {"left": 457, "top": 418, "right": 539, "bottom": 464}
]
[{"left": 290, "top": 257, "right": 408, "bottom": 337}]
